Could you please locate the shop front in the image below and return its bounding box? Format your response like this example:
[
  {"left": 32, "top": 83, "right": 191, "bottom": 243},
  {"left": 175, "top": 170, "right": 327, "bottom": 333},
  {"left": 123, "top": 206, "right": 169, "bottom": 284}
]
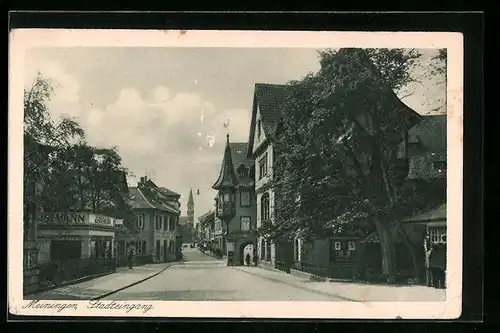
[{"left": 36, "top": 212, "right": 117, "bottom": 286}]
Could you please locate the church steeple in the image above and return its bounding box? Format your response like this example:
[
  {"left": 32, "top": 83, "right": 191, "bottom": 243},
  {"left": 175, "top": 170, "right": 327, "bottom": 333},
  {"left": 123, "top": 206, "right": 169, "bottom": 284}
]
[{"left": 187, "top": 188, "right": 195, "bottom": 225}]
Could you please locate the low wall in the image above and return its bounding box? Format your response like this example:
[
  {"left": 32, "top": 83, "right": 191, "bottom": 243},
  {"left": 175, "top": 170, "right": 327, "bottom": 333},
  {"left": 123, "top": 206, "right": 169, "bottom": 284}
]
[
  {"left": 295, "top": 261, "right": 361, "bottom": 280},
  {"left": 38, "top": 257, "right": 117, "bottom": 288}
]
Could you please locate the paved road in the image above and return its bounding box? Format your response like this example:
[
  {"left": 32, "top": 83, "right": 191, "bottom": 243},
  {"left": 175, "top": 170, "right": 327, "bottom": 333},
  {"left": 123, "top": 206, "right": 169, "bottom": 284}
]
[{"left": 102, "top": 248, "right": 344, "bottom": 301}]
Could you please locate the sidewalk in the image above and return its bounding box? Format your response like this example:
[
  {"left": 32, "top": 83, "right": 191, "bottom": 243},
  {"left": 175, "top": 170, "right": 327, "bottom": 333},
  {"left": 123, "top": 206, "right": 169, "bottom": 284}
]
[
  {"left": 26, "top": 263, "right": 177, "bottom": 300},
  {"left": 235, "top": 266, "right": 446, "bottom": 302}
]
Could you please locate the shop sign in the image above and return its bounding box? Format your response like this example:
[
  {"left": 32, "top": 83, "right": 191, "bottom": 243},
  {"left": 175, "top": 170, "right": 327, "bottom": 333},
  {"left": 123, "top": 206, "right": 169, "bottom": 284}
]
[
  {"left": 39, "top": 212, "right": 114, "bottom": 226},
  {"left": 39, "top": 213, "right": 88, "bottom": 225},
  {"left": 93, "top": 214, "right": 113, "bottom": 225}
]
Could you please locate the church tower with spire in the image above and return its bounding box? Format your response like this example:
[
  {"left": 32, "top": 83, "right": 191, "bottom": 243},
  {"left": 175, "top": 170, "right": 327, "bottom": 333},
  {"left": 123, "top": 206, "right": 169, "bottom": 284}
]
[{"left": 187, "top": 188, "right": 195, "bottom": 226}]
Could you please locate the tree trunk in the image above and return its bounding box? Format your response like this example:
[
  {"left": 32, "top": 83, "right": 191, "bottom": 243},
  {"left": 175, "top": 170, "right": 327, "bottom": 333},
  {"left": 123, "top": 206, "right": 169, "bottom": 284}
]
[
  {"left": 373, "top": 218, "right": 397, "bottom": 283},
  {"left": 395, "top": 222, "right": 423, "bottom": 283}
]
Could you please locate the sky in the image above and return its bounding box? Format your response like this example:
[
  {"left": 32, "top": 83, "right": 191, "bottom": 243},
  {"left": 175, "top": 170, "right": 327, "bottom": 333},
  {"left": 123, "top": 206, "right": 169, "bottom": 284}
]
[{"left": 24, "top": 47, "right": 445, "bottom": 219}]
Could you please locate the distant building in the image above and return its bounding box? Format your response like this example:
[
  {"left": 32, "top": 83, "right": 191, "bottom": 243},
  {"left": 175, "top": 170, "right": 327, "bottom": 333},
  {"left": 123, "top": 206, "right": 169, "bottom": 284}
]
[
  {"left": 212, "top": 134, "right": 256, "bottom": 265},
  {"left": 116, "top": 176, "right": 182, "bottom": 264},
  {"left": 197, "top": 211, "right": 215, "bottom": 249},
  {"left": 178, "top": 189, "right": 196, "bottom": 244}
]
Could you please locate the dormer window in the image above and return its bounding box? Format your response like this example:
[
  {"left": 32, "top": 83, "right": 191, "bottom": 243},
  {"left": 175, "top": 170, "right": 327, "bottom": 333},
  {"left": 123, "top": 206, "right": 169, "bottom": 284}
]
[
  {"left": 433, "top": 161, "right": 447, "bottom": 173},
  {"left": 237, "top": 165, "right": 247, "bottom": 177}
]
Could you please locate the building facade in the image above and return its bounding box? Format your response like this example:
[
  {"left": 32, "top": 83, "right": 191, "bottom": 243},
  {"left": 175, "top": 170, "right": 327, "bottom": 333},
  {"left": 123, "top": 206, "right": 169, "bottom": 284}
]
[
  {"left": 196, "top": 210, "right": 215, "bottom": 249},
  {"left": 116, "top": 176, "right": 181, "bottom": 264},
  {"left": 246, "top": 83, "right": 287, "bottom": 269},
  {"left": 212, "top": 134, "right": 257, "bottom": 266}
]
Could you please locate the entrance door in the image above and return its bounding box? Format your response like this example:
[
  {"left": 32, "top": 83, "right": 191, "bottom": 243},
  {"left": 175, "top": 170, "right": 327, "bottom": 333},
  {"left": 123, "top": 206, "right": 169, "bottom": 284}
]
[
  {"left": 156, "top": 240, "right": 161, "bottom": 262},
  {"left": 276, "top": 240, "right": 293, "bottom": 273},
  {"left": 240, "top": 242, "right": 254, "bottom": 266},
  {"left": 163, "top": 240, "right": 168, "bottom": 263}
]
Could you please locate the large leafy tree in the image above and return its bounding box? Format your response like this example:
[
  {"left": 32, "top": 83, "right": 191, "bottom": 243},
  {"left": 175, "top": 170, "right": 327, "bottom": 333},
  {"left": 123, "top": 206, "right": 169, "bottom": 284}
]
[
  {"left": 24, "top": 72, "right": 134, "bottom": 225},
  {"left": 268, "top": 48, "right": 445, "bottom": 282}
]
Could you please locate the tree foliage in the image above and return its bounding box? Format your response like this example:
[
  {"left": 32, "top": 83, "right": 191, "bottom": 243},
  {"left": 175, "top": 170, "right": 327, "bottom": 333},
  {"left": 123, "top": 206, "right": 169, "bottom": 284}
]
[
  {"left": 24, "top": 72, "right": 133, "bottom": 223},
  {"left": 266, "top": 48, "right": 445, "bottom": 280}
]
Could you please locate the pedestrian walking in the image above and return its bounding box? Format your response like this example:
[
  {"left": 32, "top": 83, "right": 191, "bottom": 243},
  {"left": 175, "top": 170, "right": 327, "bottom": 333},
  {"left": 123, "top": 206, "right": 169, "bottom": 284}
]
[{"left": 245, "top": 253, "right": 251, "bottom": 266}]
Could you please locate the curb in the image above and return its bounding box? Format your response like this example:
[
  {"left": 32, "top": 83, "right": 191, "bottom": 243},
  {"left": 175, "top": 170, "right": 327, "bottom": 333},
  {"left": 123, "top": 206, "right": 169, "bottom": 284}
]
[
  {"left": 92, "top": 261, "right": 183, "bottom": 300},
  {"left": 197, "top": 249, "right": 224, "bottom": 261},
  {"left": 234, "top": 267, "right": 357, "bottom": 302},
  {"left": 26, "top": 271, "right": 114, "bottom": 296}
]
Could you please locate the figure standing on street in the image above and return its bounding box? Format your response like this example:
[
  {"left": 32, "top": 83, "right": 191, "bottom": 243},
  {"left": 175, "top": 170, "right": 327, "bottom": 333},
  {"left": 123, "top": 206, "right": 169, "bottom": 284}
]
[
  {"left": 424, "top": 237, "right": 434, "bottom": 287},
  {"left": 127, "top": 247, "right": 134, "bottom": 270},
  {"left": 245, "top": 253, "right": 251, "bottom": 266}
]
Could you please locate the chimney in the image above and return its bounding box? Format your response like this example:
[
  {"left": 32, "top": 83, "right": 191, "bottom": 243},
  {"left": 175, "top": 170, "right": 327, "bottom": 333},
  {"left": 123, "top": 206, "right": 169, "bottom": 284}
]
[
  {"left": 144, "top": 176, "right": 148, "bottom": 182},
  {"left": 138, "top": 176, "right": 145, "bottom": 187}
]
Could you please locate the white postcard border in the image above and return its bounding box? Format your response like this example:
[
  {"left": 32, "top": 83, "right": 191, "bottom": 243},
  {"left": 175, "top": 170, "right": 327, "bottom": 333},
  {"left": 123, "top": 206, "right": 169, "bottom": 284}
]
[{"left": 9, "top": 29, "right": 463, "bottom": 319}]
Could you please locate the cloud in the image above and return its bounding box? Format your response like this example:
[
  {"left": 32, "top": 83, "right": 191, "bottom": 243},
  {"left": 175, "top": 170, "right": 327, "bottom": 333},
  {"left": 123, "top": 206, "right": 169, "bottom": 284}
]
[
  {"left": 80, "top": 85, "right": 251, "bottom": 216},
  {"left": 25, "top": 61, "right": 82, "bottom": 121}
]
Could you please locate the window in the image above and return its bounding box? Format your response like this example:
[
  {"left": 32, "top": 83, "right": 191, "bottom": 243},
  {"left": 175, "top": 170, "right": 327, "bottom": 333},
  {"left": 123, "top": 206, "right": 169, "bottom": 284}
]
[
  {"left": 261, "top": 193, "right": 270, "bottom": 222},
  {"left": 164, "top": 216, "right": 168, "bottom": 230},
  {"left": 266, "top": 240, "right": 271, "bottom": 261},
  {"left": 257, "top": 120, "right": 261, "bottom": 139},
  {"left": 429, "top": 227, "right": 446, "bottom": 244},
  {"left": 241, "top": 216, "right": 251, "bottom": 231},
  {"left": 223, "top": 193, "right": 230, "bottom": 202},
  {"left": 259, "top": 154, "right": 268, "bottom": 180},
  {"left": 433, "top": 161, "right": 447, "bottom": 173},
  {"left": 136, "top": 214, "right": 145, "bottom": 229},
  {"left": 294, "top": 239, "right": 300, "bottom": 261},
  {"left": 50, "top": 240, "right": 81, "bottom": 261},
  {"left": 240, "top": 191, "right": 251, "bottom": 207},
  {"left": 260, "top": 239, "right": 265, "bottom": 260},
  {"left": 238, "top": 165, "right": 247, "bottom": 177},
  {"left": 330, "top": 240, "right": 357, "bottom": 262},
  {"left": 155, "top": 215, "right": 160, "bottom": 230},
  {"left": 119, "top": 240, "right": 125, "bottom": 255}
]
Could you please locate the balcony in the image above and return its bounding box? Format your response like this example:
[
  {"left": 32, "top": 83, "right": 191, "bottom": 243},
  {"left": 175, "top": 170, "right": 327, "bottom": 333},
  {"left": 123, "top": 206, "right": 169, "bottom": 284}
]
[{"left": 216, "top": 201, "right": 236, "bottom": 220}]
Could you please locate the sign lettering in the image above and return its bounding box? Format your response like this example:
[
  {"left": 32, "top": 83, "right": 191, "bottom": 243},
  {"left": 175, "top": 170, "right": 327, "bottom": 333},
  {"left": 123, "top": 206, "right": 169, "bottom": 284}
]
[
  {"left": 39, "top": 213, "right": 87, "bottom": 225},
  {"left": 94, "top": 215, "right": 112, "bottom": 225}
]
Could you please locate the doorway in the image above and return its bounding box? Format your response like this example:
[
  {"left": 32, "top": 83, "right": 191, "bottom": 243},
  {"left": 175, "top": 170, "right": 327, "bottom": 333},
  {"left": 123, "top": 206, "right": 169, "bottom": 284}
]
[
  {"left": 163, "top": 240, "right": 168, "bottom": 263},
  {"left": 240, "top": 242, "right": 254, "bottom": 266}
]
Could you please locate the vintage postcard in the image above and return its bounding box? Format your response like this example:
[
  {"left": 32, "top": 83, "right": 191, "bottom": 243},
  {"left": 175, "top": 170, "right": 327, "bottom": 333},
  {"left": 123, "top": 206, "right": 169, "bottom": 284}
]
[{"left": 8, "top": 29, "right": 463, "bottom": 319}]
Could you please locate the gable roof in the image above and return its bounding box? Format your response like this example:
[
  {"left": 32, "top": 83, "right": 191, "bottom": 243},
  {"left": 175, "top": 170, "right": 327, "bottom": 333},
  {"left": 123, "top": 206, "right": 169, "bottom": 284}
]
[
  {"left": 408, "top": 115, "right": 447, "bottom": 155},
  {"left": 247, "top": 83, "right": 288, "bottom": 156},
  {"left": 404, "top": 203, "right": 446, "bottom": 223},
  {"left": 142, "top": 179, "right": 181, "bottom": 198},
  {"left": 212, "top": 136, "right": 254, "bottom": 189},
  {"left": 129, "top": 186, "right": 180, "bottom": 214}
]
